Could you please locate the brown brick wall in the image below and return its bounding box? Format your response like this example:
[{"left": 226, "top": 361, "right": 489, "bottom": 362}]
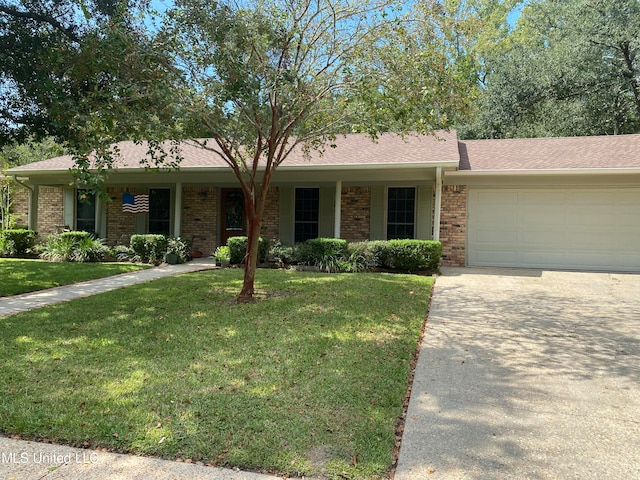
[
  {"left": 181, "top": 186, "right": 218, "bottom": 256},
  {"left": 261, "top": 186, "right": 279, "bottom": 242},
  {"left": 341, "top": 186, "right": 370, "bottom": 242},
  {"left": 37, "top": 186, "right": 64, "bottom": 236},
  {"left": 106, "top": 187, "right": 138, "bottom": 246},
  {"left": 439, "top": 185, "right": 467, "bottom": 266},
  {"left": 10, "top": 184, "right": 30, "bottom": 227}
]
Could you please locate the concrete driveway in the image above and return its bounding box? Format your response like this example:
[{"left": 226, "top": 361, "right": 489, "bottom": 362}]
[{"left": 396, "top": 268, "right": 640, "bottom": 480}]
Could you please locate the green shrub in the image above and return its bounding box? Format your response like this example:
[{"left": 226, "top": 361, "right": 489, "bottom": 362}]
[
  {"left": 306, "top": 238, "right": 348, "bottom": 261},
  {"left": 165, "top": 237, "right": 190, "bottom": 263},
  {"left": 344, "top": 240, "right": 442, "bottom": 271},
  {"left": 344, "top": 243, "right": 372, "bottom": 272},
  {"left": 213, "top": 245, "right": 231, "bottom": 263},
  {"left": 112, "top": 245, "right": 134, "bottom": 262},
  {"left": 293, "top": 241, "right": 315, "bottom": 265},
  {"left": 268, "top": 240, "right": 296, "bottom": 264},
  {"left": 130, "top": 234, "right": 168, "bottom": 264},
  {"left": 72, "top": 236, "right": 108, "bottom": 262},
  {"left": 227, "top": 236, "right": 269, "bottom": 264},
  {"left": 0, "top": 229, "right": 37, "bottom": 256},
  {"left": 59, "top": 231, "right": 92, "bottom": 242},
  {"left": 40, "top": 232, "right": 107, "bottom": 262},
  {"left": 382, "top": 240, "right": 442, "bottom": 271},
  {"left": 363, "top": 240, "right": 390, "bottom": 268}
]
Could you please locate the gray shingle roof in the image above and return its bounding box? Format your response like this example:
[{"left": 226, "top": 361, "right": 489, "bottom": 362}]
[
  {"left": 8, "top": 131, "right": 460, "bottom": 173},
  {"left": 459, "top": 134, "right": 640, "bottom": 171},
  {"left": 10, "top": 131, "right": 640, "bottom": 175}
]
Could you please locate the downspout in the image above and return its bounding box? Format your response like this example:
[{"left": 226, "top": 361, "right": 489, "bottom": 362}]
[
  {"left": 174, "top": 182, "right": 182, "bottom": 237},
  {"left": 334, "top": 180, "right": 342, "bottom": 238},
  {"left": 12, "top": 176, "right": 33, "bottom": 192},
  {"left": 433, "top": 167, "right": 442, "bottom": 241}
]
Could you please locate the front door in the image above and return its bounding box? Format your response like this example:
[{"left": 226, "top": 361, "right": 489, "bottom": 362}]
[{"left": 221, "top": 188, "right": 246, "bottom": 245}]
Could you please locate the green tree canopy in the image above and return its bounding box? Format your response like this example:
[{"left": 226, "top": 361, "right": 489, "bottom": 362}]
[
  {"left": 156, "top": 0, "right": 485, "bottom": 300},
  {"left": 460, "top": 0, "right": 640, "bottom": 138},
  {"left": 0, "top": 136, "right": 65, "bottom": 168}
]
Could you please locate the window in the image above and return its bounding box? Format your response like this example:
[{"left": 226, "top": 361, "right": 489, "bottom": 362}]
[
  {"left": 294, "top": 188, "right": 319, "bottom": 243},
  {"left": 387, "top": 187, "right": 415, "bottom": 239},
  {"left": 149, "top": 188, "right": 171, "bottom": 235},
  {"left": 76, "top": 190, "right": 96, "bottom": 233}
]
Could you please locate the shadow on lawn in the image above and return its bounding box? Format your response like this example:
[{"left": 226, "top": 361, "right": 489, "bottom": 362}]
[{"left": 0, "top": 270, "right": 431, "bottom": 478}]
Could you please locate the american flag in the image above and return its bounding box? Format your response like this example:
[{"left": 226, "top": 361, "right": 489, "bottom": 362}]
[{"left": 122, "top": 193, "right": 149, "bottom": 213}]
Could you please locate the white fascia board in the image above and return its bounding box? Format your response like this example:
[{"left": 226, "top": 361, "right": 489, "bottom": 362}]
[
  {"left": 277, "top": 161, "right": 460, "bottom": 172},
  {"left": 446, "top": 167, "right": 640, "bottom": 178},
  {"left": 10, "top": 161, "right": 460, "bottom": 176}
]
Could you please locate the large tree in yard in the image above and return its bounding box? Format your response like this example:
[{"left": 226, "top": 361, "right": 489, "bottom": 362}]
[
  {"left": 160, "top": 0, "right": 474, "bottom": 301},
  {"left": 2, "top": 0, "right": 480, "bottom": 301}
]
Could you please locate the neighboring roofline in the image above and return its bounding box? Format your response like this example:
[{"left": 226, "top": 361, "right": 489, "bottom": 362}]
[{"left": 446, "top": 167, "right": 640, "bottom": 177}]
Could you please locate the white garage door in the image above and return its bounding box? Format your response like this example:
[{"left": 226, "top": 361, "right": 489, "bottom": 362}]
[{"left": 467, "top": 188, "right": 640, "bottom": 271}]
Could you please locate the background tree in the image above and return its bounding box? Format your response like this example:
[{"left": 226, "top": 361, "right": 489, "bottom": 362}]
[
  {"left": 0, "top": 136, "right": 65, "bottom": 167},
  {"left": 1, "top": 0, "right": 179, "bottom": 164},
  {"left": 460, "top": 0, "right": 640, "bottom": 138}
]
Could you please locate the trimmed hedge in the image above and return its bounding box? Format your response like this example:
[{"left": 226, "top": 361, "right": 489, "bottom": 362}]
[
  {"left": 275, "top": 238, "right": 442, "bottom": 272},
  {"left": 307, "top": 237, "right": 348, "bottom": 259},
  {"left": 130, "top": 234, "right": 168, "bottom": 264},
  {"left": 369, "top": 239, "right": 442, "bottom": 271},
  {"left": 0, "top": 229, "right": 37, "bottom": 256},
  {"left": 59, "top": 231, "right": 92, "bottom": 242},
  {"left": 227, "top": 236, "right": 269, "bottom": 264}
]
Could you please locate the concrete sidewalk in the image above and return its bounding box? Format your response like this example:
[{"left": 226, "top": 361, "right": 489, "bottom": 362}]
[
  {"left": 0, "top": 258, "right": 218, "bottom": 318},
  {"left": 395, "top": 267, "right": 640, "bottom": 479},
  {"left": 0, "top": 436, "right": 280, "bottom": 479}
]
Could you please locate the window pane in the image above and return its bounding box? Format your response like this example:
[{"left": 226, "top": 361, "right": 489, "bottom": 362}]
[
  {"left": 294, "top": 188, "right": 319, "bottom": 242},
  {"left": 76, "top": 191, "right": 96, "bottom": 233},
  {"left": 149, "top": 188, "right": 171, "bottom": 235},
  {"left": 387, "top": 187, "right": 415, "bottom": 240}
]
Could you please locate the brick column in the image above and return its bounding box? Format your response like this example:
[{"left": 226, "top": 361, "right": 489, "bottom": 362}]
[
  {"left": 439, "top": 185, "right": 467, "bottom": 266},
  {"left": 37, "top": 186, "right": 64, "bottom": 235},
  {"left": 340, "top": 186, "right": 371, "bottom": 242},
  {"left": 106, "top": 187, "right": 137, "bottom": 246},
  {"left": 181, "top": 186, "right": 218, "bottom": 256},
  {"left": 261, "top": 186, "right": 280, "bottom": 242}
]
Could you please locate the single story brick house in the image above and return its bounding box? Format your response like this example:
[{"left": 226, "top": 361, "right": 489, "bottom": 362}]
[{"left": 7, "top": 131, "right": 640, "bottom": 271}]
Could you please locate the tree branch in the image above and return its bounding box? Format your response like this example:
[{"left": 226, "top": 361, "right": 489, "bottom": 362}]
[{"left": 0, "top": 5, "right": 80, "bottom": 43}]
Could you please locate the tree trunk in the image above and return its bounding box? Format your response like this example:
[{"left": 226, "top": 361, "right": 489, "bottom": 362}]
[{"left": 237, "top": 209, "right": 261, "bottom": 302}]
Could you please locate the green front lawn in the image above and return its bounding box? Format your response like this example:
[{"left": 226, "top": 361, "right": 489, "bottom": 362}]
[
  {"left": 0, "top": 259, "right": 150, "bottom": 297},
  {"left": 0, "top": 269, "right": 432, "bottom": 479}
]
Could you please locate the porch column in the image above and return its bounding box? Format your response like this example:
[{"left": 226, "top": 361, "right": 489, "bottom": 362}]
[
  {"left": 95, "top": 197, "right": 104, "bottom": 238},
  {"left": 334, "top": 180, "right": 342, "bottom": 238},
  {"left": 433, "top": 167, "right": 443, "bottom": 241},
  {"left": 28, "top": 185, "right": 38, "bottom": 231},
  {"left": 174, "top": 182, "right": 182, "bottom": 237}
]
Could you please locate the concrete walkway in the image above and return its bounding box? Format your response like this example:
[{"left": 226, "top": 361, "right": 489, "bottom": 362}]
[
  {"left": 0, "top": 258, "right": 218, "bottom": 318},
  {"left": 396, "top": 267, "right": 640, "bottom": 480}
]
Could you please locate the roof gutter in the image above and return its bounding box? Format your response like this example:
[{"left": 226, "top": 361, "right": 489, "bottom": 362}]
[
  {"left": 446, "top": 167, "right": 640, "bottom": 177},
  {"left": 7, "top": 160, "right": 461, "bottom": 176}
]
